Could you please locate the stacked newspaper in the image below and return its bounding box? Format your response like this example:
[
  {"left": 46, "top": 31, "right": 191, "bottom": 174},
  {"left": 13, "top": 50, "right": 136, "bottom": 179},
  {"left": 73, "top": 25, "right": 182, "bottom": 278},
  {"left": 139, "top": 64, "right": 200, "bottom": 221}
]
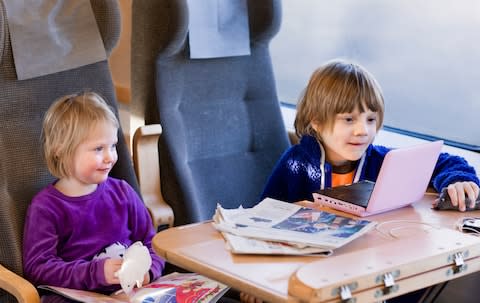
[{"left": 213, "top": 198, "right": 376, "bottom": 256}]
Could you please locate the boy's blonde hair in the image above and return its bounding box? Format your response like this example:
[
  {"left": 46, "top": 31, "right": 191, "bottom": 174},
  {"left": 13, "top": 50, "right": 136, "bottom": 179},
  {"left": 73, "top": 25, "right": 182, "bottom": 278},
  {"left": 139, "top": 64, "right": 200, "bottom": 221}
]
[
  {"left": 42, "top": 92, "right": 119, "bottom": 179},
  {"left": 294, "top": 59, "right": 385, "bottom": 138}
]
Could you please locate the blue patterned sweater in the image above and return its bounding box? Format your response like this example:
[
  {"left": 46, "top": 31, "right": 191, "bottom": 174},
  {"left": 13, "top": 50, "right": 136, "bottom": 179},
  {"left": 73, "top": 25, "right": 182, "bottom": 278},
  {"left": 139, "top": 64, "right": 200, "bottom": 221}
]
[{"left": 261, "top": 135, "right": 479, "bottom": 203}]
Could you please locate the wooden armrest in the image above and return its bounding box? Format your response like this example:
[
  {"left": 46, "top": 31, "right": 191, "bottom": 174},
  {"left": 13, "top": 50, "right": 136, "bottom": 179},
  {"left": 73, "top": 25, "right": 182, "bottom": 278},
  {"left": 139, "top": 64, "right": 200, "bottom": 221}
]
[
  {"left": 0, "top": 264, "right": 40, "bottom": 303},
  {"left": 133, "top": 124, "right": 174, "bottom": 229}
]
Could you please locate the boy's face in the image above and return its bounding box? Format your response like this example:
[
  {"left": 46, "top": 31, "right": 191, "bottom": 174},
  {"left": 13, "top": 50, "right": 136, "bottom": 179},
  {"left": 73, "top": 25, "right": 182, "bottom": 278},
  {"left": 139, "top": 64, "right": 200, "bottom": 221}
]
[
  {"left": 69, "top": 121, "right": 118, "bottom": 188},
  {"left": 314, "top": 108, "right": 378, "bottom": 166}
]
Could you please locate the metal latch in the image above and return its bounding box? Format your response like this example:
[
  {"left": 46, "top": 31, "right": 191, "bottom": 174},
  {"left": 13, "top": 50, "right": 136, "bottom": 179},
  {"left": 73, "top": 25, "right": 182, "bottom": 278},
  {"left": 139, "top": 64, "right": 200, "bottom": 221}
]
[
  {"left": 340, "top": 285, "right": 353, "bottom": 302},
  {"left": 453, "top": 252, "right": 466, "bottom": 274},
  {"left": 383, "top": 272, "right": 395, "bottom": 289},
  {"left": 381, "top": 272, "right": 398, "bottom": 295},
  {"left": 332, "top": 282, "right": 357, "bottom": 303},
  {"left": 374, "top": 271, "right": 400, "bottom": 298}
]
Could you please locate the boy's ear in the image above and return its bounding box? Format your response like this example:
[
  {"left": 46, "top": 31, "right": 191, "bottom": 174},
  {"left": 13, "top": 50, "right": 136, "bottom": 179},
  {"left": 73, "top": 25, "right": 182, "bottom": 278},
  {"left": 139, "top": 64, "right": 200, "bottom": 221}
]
[{"left": 310, "top": 120, "right": 321, "bottom": 133}]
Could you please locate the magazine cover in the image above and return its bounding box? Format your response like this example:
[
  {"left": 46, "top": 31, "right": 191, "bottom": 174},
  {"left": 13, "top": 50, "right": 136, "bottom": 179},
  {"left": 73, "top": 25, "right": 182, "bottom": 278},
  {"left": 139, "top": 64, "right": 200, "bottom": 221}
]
[
  {"left": 38, "top": 272, "right": 229, "bottom": 303},
  {"left": 213, "top": 198, "right": 376, "bottom": 252}
]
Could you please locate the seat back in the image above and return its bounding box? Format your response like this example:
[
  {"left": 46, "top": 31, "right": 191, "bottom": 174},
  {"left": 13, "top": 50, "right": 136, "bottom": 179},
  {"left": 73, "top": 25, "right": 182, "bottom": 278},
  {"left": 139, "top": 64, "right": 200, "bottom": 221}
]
[
  {"left": 132, "top": 0, "right": 290, "bottom": 226},
  {"left": 0, "top": 1, "right": 138, "bottom": 301}
]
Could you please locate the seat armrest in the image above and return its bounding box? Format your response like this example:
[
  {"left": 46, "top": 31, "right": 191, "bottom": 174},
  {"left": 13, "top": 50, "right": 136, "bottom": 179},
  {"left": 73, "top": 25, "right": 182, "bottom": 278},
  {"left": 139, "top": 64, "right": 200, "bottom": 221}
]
[
  {"left": 0, "top": 264, "right": 40, "bottom": 303},
  {"left": 133, "top": 124, "right": 174, "bottom": 229}
]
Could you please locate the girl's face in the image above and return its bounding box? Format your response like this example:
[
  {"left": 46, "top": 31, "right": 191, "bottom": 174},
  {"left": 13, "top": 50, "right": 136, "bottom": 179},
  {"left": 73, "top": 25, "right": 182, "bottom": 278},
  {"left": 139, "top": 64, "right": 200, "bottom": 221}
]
[
  {"left": 314, "top": 107, "right": 378, "bottom": 166},
  {"left": 66, "top": 121, "right": 118, "bottom": 193}
]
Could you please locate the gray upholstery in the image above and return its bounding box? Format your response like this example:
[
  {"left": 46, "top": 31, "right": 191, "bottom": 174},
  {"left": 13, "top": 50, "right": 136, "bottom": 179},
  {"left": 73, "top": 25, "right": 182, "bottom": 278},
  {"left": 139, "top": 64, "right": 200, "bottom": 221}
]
[
  {"left": 132, "top": 0, "right": 290, "bottom": 226},
  {"left": 0, "top": 1, "right": 138, "bottom": 301}
]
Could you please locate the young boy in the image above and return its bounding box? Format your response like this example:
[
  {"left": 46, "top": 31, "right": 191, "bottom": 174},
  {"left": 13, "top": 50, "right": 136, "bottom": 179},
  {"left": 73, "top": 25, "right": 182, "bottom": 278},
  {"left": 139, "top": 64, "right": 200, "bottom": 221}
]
[{"left": 261, "top": 59, "right": 479, "bottom": 211}]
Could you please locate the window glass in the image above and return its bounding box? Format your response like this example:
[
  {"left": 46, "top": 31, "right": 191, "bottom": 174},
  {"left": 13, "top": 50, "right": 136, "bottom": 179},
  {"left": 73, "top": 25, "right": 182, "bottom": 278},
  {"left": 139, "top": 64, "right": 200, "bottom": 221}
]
[{"left": 270, "top": 0, "right": 480, "bottom": 150}]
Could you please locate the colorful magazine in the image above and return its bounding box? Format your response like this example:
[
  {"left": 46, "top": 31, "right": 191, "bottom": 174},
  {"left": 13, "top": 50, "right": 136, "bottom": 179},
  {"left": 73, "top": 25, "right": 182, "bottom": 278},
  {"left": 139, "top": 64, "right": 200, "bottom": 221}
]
[
  {"left": 213, "top": 198, "right": 376, "bottom": 254},
  {"left": 38, "top": 272, "right": 230, "bottom": 303}
]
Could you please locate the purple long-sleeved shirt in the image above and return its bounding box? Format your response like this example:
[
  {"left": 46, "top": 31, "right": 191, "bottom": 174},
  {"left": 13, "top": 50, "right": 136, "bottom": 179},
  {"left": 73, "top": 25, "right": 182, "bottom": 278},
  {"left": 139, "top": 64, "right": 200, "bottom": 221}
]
[{"left": 23, "top": 177, "right": 165, "bottom": 293}]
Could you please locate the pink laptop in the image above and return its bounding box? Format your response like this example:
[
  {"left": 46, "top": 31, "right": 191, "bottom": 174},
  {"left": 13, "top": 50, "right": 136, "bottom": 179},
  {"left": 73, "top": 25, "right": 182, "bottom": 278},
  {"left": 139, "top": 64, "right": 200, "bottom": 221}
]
[{"left": 312, "top": 140, "right": 443, "bottom": 217}]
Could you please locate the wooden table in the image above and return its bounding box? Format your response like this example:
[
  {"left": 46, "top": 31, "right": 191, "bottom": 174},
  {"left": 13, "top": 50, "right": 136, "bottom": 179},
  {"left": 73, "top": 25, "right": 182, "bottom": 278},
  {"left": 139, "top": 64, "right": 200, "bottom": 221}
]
[{"left": 152, "top": 196, "right": 480, "bottom": 302}]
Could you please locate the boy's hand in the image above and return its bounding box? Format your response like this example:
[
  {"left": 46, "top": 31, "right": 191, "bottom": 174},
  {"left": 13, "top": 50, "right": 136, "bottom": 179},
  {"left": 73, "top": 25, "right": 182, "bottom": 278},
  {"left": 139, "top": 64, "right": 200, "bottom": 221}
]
[
  {"left": 446, "top": 181, "right": 480, "bottom": 211},
  {"left": 104, "top": 258, "right": 122, "bottom": 285}
]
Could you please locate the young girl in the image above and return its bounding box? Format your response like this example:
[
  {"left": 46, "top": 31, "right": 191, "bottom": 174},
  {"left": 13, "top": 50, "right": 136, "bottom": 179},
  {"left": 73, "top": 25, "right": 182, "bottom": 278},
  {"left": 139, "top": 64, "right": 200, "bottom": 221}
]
[
  {"left": 261, "top": 59, "right": 479, "bottom": 212},
  {"left": 23, "top": 92, "right": 165, "bottom": 296}
]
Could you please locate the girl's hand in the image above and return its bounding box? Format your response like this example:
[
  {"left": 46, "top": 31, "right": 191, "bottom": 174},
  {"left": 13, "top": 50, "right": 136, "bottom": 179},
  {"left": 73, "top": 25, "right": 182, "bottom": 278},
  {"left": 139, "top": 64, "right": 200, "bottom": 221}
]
[
  {"left": 446, "top": 181, "right": 480, "bottom": 211},
  {"left": 142, "top": 272, "right": 150, "bottom": 286},
  {"left": 104, "top": 258, "right": 122, "bottom": 285},
  {"left": 240, "top": 292, "right": 263, "bottom": 303}
]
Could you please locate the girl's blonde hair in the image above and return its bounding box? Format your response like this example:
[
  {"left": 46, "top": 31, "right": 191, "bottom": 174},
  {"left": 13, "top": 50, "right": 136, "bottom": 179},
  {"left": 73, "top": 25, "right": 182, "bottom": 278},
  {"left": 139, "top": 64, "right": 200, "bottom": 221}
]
[
  {"left": 42, "top": 91, "right": 119, "bottom": 179},
  {"left": 294, "top": 59, "right": 385, "bottom": 138}
]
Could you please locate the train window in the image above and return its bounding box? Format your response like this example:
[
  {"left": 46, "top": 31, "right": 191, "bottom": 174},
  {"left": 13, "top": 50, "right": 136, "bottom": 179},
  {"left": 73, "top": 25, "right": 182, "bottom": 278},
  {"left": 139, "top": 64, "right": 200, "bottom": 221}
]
[{"left": 270, "top": 0, "right": 480, "bottom": 151}]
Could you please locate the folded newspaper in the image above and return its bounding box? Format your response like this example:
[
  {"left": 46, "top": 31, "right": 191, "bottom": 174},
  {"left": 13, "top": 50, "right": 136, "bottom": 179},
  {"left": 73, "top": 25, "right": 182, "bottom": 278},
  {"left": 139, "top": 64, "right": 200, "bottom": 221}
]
[{"left": 213, "top": 198, "right": 376, "bottom": 255}]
